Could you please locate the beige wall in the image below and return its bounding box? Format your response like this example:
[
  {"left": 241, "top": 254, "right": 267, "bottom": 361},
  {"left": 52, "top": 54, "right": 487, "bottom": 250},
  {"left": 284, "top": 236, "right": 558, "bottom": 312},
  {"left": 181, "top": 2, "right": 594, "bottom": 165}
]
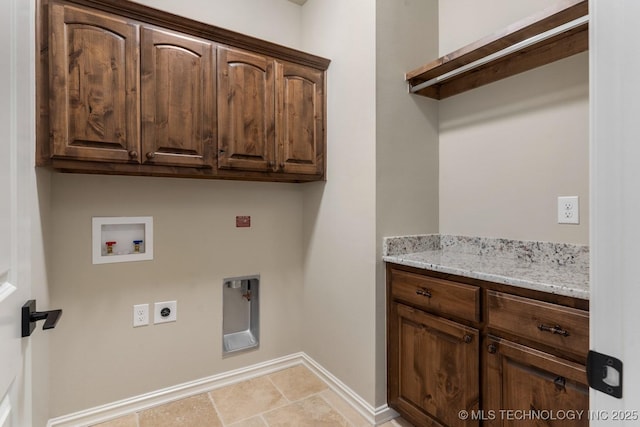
[
  {"left": 375, "top": 0, "right": 439, "bottom": 406},
  {"left": 300, "top": 0, "right": 378, "bottom": 406},
  {"left": 376, "top": 0, "right": 440, "bottom": 239},
  {"left": 438, "top": 0, "right": 589, "bottom": 244},
  {"left": 42, "top": 0, "right": 590, "bottom": 419},
  {"left": 133, "top": 0, "right": 302, "bottom": 47},
  {"left": 47, "top": 0, "right": 307, "bottom": 416},
  {"left": 49, "top": 175, "right": 305, "bottom": 415},
  {"left": 439, "top": 0, "right": 560, "bottom": 54}
]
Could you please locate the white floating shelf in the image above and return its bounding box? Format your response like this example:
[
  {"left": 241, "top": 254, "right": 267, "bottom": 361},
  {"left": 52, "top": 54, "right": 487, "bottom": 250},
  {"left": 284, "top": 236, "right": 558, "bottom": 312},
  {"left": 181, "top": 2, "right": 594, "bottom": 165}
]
[{"left": 92, "top": 216, "right": 154, "bottom": 264}]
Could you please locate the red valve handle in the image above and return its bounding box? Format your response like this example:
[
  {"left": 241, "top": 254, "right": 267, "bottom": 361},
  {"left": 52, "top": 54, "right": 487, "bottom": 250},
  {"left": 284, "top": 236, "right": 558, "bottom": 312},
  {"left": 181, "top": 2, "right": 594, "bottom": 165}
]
[{"left": 105, "top": 241, "right": 117, "bottom": 246}]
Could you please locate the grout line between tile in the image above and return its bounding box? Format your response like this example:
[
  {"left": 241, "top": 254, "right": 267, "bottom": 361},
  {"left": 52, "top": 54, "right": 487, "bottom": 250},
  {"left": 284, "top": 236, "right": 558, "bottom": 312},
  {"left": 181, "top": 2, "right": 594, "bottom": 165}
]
[
  {"left": 256, "top": 388, "right": 360, "bottom": 427},
  {"left": 211, "top": 376, "right": 292, "bottom": 426},
  {"left": 315, "top": 392, "right": 360, "bottom": 427},
  {"left": 206, "top": 391, "right": 227, "bottom": 427},
  {"left": 89, "top": 364, "right": 375, "bottom": 427},
  {"left": 266, "top": 366, "right": 367, "bottom": 426},
  {"left": 291, "top": 390, "right": 322, "bottom": 404},
  {"left": 264, "top": 375, "right": 292, "bottom": 404}
]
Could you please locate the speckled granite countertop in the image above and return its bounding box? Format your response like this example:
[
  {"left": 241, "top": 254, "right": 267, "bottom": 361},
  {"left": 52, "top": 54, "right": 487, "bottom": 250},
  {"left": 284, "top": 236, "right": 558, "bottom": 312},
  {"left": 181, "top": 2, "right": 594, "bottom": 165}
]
[{"left": 383, "top": 235, "right": 590, "bottom": 300}]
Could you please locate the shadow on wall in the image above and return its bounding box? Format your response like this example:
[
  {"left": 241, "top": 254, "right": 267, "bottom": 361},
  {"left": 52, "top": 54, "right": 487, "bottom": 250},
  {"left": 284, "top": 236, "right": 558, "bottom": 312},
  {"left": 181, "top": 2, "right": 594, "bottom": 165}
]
[
  {"left": 301, "top": 181, "right": 326, "bottom": 260},
  {"left": 439, "top": 52, "right": 589, "bottom": 132}
]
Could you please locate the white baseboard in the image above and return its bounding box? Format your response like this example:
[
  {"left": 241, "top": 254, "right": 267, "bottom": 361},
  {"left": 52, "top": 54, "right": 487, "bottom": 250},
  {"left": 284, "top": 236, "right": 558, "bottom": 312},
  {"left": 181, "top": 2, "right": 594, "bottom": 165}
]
[
  {"left": 299, "top": 353, "right": 398, "bottom": 425},
  {"left": 47, "top": 352, "right": 398, "bottom": 427},
  {"left": 46, "top": 353, "right": 303, "bottom": 427}
]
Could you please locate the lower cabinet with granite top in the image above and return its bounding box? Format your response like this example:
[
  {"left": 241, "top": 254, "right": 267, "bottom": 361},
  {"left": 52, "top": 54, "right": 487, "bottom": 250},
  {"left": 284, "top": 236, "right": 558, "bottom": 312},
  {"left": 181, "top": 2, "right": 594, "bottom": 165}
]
[
  {"left": 387, "top": 268, "right": 481, "bottom": 427},
  {"left": 387, "top": 263, "right": 590, "bottom": 427}
]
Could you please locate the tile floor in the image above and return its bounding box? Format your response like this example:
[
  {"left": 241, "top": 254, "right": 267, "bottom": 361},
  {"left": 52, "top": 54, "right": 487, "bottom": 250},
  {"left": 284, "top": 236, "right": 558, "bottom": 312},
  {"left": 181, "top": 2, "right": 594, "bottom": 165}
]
[{"left": 91, "top": 364, "right": 413, "bottom": 427}]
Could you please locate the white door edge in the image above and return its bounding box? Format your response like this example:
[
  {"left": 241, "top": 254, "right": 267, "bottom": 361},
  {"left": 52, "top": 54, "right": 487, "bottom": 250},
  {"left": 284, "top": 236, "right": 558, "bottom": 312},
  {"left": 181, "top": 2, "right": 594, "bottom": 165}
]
[
  {"left": 590, "top": 0, "right": 640, "bottom": 422},
  {"left": 0, "top": 394, "right": 11, "bottom": 427}
]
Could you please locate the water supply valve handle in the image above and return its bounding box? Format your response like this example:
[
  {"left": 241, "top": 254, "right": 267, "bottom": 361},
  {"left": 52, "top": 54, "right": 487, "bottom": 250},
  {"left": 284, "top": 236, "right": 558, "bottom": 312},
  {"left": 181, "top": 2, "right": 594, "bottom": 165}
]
[
  {"left": 105, "top": 241, "right": 117, "bottom": 254},
  {"left": 133, "top": 240, "right": 143, "bottom": 253}
]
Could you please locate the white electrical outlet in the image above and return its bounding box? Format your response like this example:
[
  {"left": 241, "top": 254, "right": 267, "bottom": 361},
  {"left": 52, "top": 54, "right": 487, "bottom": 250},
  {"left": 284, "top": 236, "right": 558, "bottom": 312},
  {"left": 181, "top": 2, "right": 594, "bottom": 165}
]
[
  {"left": 558, "top": 196, "right": 579, "bottom": 224},
  {"left": 154, "top": 301, "right": 177, "bottom": 324},
  {"left": 133, "top": 304, "right": 149, "bottom": 327}
]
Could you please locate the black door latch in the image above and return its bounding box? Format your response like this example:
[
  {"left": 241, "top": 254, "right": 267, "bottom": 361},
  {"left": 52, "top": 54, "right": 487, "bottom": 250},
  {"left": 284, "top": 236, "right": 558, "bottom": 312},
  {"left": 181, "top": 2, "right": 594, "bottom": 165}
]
[
  {"left": 22, "top": 299, "right": 63, "bottom": 337},
  {"left": 587, "top": 350, "right": 623, "bottom": 398}
]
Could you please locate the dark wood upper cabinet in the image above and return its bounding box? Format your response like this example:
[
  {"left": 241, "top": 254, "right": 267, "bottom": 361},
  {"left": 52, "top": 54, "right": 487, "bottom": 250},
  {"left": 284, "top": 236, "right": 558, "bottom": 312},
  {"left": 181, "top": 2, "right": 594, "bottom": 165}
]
[
  {"left": 49, "top": 1, "right": 140, "bottom": 162},
  {"left": 278, "top": 61, "right": 325, "bottom": 176},
  {"left": 217, "top": 46, "right": 276, "bottom": 173},
  {"left": 216, "top": 49, "right": 326, "bottom": 178},
  {"left": 140, "top": 27, "right": 215, "bottom": 168},
  {"left": 38, "top": 0, "right": 330, "bottom": 182}
]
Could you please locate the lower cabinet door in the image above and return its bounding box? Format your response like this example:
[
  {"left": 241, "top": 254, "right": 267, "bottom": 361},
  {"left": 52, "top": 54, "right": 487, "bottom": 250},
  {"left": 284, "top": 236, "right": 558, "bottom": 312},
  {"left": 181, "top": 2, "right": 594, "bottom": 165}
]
[
  {"left": 484, "top": 336, "right": 589, "bottom": 426},
  {"left": 389, "top": 303, "right": 480, "bottom": 427}
]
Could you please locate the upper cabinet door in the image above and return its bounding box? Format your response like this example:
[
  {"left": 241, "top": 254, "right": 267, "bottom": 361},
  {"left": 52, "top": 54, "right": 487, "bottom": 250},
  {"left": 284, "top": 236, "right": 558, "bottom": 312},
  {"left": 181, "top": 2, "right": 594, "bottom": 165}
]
[
  {"left": 49, "top": 2, "right": 140, "bottom": 163},
  {"left": 140, "top": 27, "right": 215, "bottom": 168},
  {"left": 217, "top": 47, "right": 276, "bottom": 172},
  {"left": 277, "top": 62, "right": 325, "bottom": 177}
]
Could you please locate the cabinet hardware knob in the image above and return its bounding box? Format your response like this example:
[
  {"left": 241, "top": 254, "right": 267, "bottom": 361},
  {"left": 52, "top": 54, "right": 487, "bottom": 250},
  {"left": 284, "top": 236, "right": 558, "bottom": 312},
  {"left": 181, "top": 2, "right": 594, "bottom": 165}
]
[
  {"left": 146, "top": 152, "right": 155, "bottom": 159},
  {"left": 218, "top": 149, "right": 226, "bottom": 154},
  {"left": 554, "top": 376, "right": 566, "bottom": 390},
  {"left": 279, "top": 163, "right": 285, "bottom": 169},
  {"left": 415, "top": 288, "right": 432, "bottom": 298},
  {"left": 538, "top": 324, "right": 570, "bottom": 337},
  {"left": 487, "top": 344, "right": 497, "bottom": 354},
  {"left": 128, "top": 150, "right": 138, "bottom": 159},
  {"left": 463, "top": 334, "right": 473, "bottom": 344}
]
